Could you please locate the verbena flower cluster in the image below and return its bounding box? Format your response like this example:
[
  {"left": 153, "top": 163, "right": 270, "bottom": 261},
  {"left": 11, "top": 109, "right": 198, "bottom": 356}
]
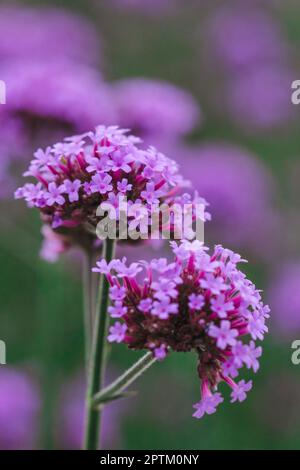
[
  {"left": 15, "top": 126, "right": 209, "bottom": 248},
  {"left": 96, "top": 240, "right": 269, "bottom": 418}
]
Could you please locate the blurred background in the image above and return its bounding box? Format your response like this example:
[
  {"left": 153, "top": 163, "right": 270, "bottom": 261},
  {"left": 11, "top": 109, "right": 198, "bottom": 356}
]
[{"left": 1, "top": 0, "right": 300, "bottom": 450}]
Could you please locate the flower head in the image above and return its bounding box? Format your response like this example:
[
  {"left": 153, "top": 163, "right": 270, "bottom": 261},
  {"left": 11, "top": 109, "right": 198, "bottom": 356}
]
[
  {"left": 98, "top": 240, "right": 269, "bottom": 418},
  {"left": 15, "top": 126, "right": 208, "bottom": 252}
]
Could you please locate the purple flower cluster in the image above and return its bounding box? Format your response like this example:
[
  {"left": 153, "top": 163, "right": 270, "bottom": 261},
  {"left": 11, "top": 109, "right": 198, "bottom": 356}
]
[
  {"left": 15, "top": 126, "right": 208, "bottom": 248},
  {"left": 95, "top": 240, "right": 269, "bottom": 418}
]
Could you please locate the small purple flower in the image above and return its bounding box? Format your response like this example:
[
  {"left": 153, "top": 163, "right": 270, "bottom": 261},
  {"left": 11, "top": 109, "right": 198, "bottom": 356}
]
[
  {"left": 138, "top": 298, "right": 153, "bottom": 313},
  {"left": 108, "top": 150, "right": 133, "bottom": 173},
  {"left": 108, "top": 301, "right": 127, "bottom": 318},
  {"left": 113, "top": 260, "right": 143, "bottom": 278},
  {"left": 247, "top": 311, "right": 268, "bottom": 340},
  {"left": 90, "top": 173, "right": 113, "bottom": 195},
  {"left": 108, "top": 322, "right": 127, "bottom": 343},
  {"left": 117, "top": 178, "right": 132, "bottom": 193},
  {"left": 61, "top": 179, "right": 81, "bottom": 203},
  {"left": 193, "top": 393, "right": 224, "bottom": 419},
  {"left": 152, "top": 279, "right": 178, "bottom": 300},
  {"left": 45, "top": 182, "right": 65, "bottom": 206},
  {"left": 92, "top": 259, "right": 114, "bottom": 275},
  {"left": 151, "top": 297, "right": 178, "bottom": 320},
  {"left": 110, "top": 285, "right": 126, "bottom": 301},
  {"left": 153, "top": 344, "right": 167, "bottom": 361},
  {"left": 211, "top": 294, "right": 234, "bottom": 319},
  {"left": 244, "top": 341, "right": 262, "bottom": 373},
  {"left": 209, "top": 320, "right": 238, "bottom": 350},
  {"left": 140, "top": 182, "right": 161, "bottom": 204},
  {"left": 200, "top": 274, "right": 228, "bottom": 295},
  {"left": 230, "top": 380, "right": 252, "bottom": 403},
  {"left": 188, "top": 293, "right": 205, "bottom": 310}
]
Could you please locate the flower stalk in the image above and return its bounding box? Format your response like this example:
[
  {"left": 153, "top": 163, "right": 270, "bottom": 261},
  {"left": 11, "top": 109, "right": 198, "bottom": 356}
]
[
  {"left": 83, "top": 238, "right": 116, "bottom": 450},
  {"left": 93, "top": 352, "right": 157, "bottom": 407}
]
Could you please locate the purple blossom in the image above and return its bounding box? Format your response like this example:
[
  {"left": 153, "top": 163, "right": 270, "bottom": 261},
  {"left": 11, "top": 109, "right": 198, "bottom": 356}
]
[
  {"left": 110, "top": 285, "right": 127, "bottom": 301},
  {"left": 188, "top": 293, "right": 205, "bottom": 310},
  {"left": 113, "top": 260, "right": 143, "bottom": 278},
  {"left": 108, "top": 322, "right": 127, "bottom": 343},
  {"left": 153, "top": 344, "right": 167, "bottom": 361},
  {"left": 211, "top": 294, "right": 234, "bottom": 319},
  {"left": 244, "top": 341, "right": 262, "bottom": 373},
  {"left": 151, "top": 297, "right": 178, "bottom": 320},
  {"left": 103, "top": 241, "right": 269, "bottom": 419},
  {"left": 247, "top": 311, "right": 268, "bottom": 341},
  {"left": 40, "top": 226, "right": 70, "bottom": 263},
  {"left": 141, "top": 182, "right": 161, "bottom": 204},
  {"left": 61, "top": 179, "right": 81, "bottom": 203},
  {"left": 138, "top": 298, "right": 153, "bottom": 313},
  {"left": 200, "top": 274, "right": 228, "bottom": 295},
  {"left": 230, "top": 380, "right": 252, "bottom": 403},
  {"left": 117, "top": 178, "right": 132, "bottom": 193},
  {"left": 92, "top": 259, "right": 114, "bottom": 275},
  {"left": 209, "top": 320, "right": 238, "bottom": 350},
  {"left": 108, "top": 150, "right": 133, "bottom": 173},
  {"left": 108, "top": 301, "right": 128, "bottom": 318},
  {"left": 16, "top": 126, "right": 205, "bottom": 259},
  {"left": 90, "top": 173, "right": 113, "bottom": 195},
  {"left": 152, "top": 279, "right": 178, "bottom": 300},
  {"left": 193, "top": 393, "right": 224, "bottom": 419},
  {"left": 45, "top": 182, "right": 65, "bottom": 206}
]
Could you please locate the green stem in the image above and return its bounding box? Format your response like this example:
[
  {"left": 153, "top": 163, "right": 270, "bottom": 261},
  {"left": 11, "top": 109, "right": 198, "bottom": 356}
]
[
  {"left": 93, "top": 352, "right": 156, "bottom": 407},
  {"left": 82, "top": 250, "right": 94, "bottom": 370},
  {"left": 83, "top": 238, "right": 115, "bottom": 450}
]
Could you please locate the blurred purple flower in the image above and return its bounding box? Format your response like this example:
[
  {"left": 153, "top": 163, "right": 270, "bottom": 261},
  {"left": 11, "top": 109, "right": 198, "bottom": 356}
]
[
  {"left": 205, "top": 4, "right": 287, "bottom": 71},
  {"left": 226, "top": 64, "right": 296, "bottom": 131},
  {"left": 57, "top": 372, "right": 128, "bottom": 449},
  {"left": 1, "top": 60, "right": 116, "bottom": 147},
  {"left": 40, "top": 226, "right": 71, "bottom": 263},
  {"left": 112, "top": 78, "right": 200, "bottom": 140},
  {"left": 0, "top": 368, "right": 40, "bottom": 449},
  {"left": 269, "top": 263, "right": 300, "bottom": 337},
  {"left": 170, "top": 142, "right": 279, "bottom": 259},
  {"left": 0, "top": 5, "right": 101, "bottom": 64},
  {"left": 0, "top": 60, "right": 116, "bottom": 199}
]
